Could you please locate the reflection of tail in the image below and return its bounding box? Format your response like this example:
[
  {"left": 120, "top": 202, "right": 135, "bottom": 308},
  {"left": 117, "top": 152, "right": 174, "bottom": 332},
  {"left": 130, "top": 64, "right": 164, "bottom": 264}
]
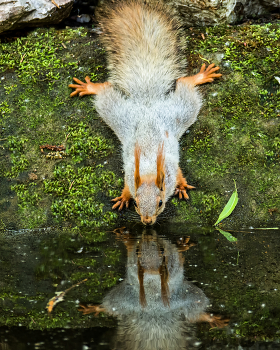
[{"left": 115, "top": 315, "right": 198, "bottom": 350}]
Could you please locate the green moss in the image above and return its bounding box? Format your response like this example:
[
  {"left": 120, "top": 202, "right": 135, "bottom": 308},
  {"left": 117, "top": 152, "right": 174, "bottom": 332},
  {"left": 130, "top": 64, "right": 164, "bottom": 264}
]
[
  {"left": 0, "top": 27, "right": 122, "bottom": 229},
  {"left": 0, "top": 29, "right": 81, "bottom": 86},
  {"left": 65, "top": 122, "right": 112, "bottom": 162},
  {"left": 0, "top": 225, "right": 123, "bottom": 328},
  {"left": 44, "top": 163, "right": 120, "bottom": 227},
  {"left": 176, "top": 22, "right": 280, "bottom": 227}
]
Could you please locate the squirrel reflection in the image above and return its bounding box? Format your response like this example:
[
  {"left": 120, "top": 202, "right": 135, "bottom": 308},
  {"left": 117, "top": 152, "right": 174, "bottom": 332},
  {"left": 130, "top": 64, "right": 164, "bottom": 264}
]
[{"left": 79, "top": 229, "right": 228, "bottom": 349}]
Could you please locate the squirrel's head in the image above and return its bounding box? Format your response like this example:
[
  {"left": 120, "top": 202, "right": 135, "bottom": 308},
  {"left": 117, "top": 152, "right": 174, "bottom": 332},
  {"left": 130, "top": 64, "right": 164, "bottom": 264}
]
[{"left": 134, "top": 144, "right": 165, "bottom": 225}]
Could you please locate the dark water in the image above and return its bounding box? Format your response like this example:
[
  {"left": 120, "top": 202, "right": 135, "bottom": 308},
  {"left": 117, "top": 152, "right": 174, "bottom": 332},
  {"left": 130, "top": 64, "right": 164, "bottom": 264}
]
[{"left": 1, "top": 224, "right": 280, "bottom": 349}]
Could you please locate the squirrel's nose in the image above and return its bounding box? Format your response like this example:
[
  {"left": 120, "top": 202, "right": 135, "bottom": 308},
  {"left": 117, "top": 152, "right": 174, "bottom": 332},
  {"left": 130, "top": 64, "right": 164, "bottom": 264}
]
[{"left": 142, "top": 216, "right": 153, "bottom": 225}]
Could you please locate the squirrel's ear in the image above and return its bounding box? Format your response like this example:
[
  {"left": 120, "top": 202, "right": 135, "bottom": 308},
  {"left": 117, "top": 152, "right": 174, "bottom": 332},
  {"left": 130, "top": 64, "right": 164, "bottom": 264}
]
[
  {"left": 156, "top": 143, "right": 165, "bottom": 191},
  {"left": 134, "top": 144, "right": 141, "bottom": 190}
]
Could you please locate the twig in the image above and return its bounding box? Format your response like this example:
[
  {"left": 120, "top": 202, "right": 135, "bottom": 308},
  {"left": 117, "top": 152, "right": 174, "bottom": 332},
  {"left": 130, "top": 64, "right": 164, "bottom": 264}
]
[
  {"left": 69, "top": 180, "right": 75, "bottom": 190},
  {"left": 199, "top": 55, "right": 210, "bottom": 64},
  {"left": 65, "top": 133, "right": 70, "bottom": 142},
  {"left": 31, "top": 317, "right": 37, "bottom": 324},
  {"left": 20, "top": 53, "right": 26, "bottom": 63}
]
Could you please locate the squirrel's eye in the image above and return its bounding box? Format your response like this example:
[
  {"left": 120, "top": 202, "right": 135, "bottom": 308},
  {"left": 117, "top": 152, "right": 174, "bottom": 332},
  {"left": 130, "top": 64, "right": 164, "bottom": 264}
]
[
  {"left": 133, "top": 200, "right": 138, "bottom": 207},
  {"left": 159, "top": 200, "right": 163, "bottom": 207}
]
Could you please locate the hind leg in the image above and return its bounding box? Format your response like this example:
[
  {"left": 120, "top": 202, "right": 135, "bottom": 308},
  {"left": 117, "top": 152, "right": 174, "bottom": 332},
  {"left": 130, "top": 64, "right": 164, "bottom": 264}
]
[
  {"left": 195, "top": 313, "right": 229, "bottom": 329},
  {"left": 69, "top": 76, "right": 111, "bottom": 97},
  {"left": 177, "top": 63, "right": 222, "bottom": 87}
]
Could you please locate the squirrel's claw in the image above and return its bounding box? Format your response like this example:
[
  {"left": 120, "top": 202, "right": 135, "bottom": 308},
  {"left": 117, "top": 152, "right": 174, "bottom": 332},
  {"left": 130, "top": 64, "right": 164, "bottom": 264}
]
[
  {"left": 176, "top": 236, "right": 196, "bottom": 252},
  {"left": 174, "top": 184, "right": 195, "bottom": 200},
  {"left": 112, "top": 196, "right": 130, "bottom": 211},
  {"left": 175, "top": 188, "right": 189, "bottom": 200},
  {"left": 78, "top": 304, "right": 105, "bottom": 316},
  {"left": 69, "top": 77, "right": 111, "bottom": 97},
  {"left": 69, "top": 77, "right": 90, "bottom": 97},
  {"left": 177, "top": 62, "right": 221, "bottom": 87},
  {"left": 197, "top": 63, "right": 222, "bottom": 84},
  {"left": 209, "top": 315, "right": 230, "bottom": 329},
  {"left": 175, "top": 169, "right": 195, "bottom": 200},
  {"left": 112, "top": 185, "right": 131, "bottom": 211}
]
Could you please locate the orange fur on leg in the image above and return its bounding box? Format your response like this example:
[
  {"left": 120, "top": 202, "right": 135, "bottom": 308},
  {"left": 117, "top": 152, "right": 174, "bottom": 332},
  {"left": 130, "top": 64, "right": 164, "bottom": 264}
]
[
  {"left": 112, "top": 184, "right": 131, "bottom": 210},
  {"left": 69, "top": 76, "right": 111, "bottom": 97},
  {"left": 176, "top": 63, "right": 222, "bottom": 87},
  {"left": 174, "top": 168, "right": 195, "bottom": 200}
]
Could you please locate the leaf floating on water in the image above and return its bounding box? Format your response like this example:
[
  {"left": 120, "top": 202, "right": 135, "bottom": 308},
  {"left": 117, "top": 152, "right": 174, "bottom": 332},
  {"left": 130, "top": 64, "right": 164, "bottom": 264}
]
[
  {"left": 216, "top": 228, "right": 237, "bottom": 242},
  {"left": 46, "top": 278, "right": 87, "bottom": 313},
  {"left": 214, "top": 181, "right": 238, "bottom": 226},
  {"left": 46, "top": 291, "right": 66, "bottom": 313}
]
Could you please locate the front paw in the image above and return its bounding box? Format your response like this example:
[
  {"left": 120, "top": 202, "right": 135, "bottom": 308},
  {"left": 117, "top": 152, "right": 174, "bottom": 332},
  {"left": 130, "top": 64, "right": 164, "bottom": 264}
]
[
  {"left": 209, "top": 315, "right": 230, "bottom": 329},
  {"left": 176, "top": 236, "right": 196, "bottom": 252},
  {"left": 112, "top": 184, "right": 131, "bottom": 211},
  {"left": 78, "top": 304, "right": 105, "bottom": 316},
  {"left": 196, "top": 63, "right": 222, "bottom": 85},
  {"left": 111, "top": 195, "right": 131, "bottom": 211},
  {"left": 174, "top": 181, "right": 195, "bottom": 200},
  {"left": 69, "top": 76, "right": 92, "bottom": 97}
]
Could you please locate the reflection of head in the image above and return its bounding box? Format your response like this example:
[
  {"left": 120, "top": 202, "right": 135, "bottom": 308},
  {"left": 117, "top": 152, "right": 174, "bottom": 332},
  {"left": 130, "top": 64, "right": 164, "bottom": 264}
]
[{"left": 137, "top": 232, "right": 170, "bottom": 307}]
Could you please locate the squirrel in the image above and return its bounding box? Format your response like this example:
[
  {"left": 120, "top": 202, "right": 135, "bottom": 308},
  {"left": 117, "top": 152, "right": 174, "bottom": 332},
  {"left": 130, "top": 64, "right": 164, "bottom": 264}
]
[
  {"left": 69, "top": 0, "right": 222, "bottom": 225},
  {"left": 79, "top": 228, "right": 229, "bottom": 350}
]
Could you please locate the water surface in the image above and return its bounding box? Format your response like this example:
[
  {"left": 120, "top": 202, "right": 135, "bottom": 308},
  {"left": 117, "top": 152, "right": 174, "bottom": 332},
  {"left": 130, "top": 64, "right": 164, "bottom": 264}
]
[{"left": 1, "top": 224, "right": 280, "bottom": 349}]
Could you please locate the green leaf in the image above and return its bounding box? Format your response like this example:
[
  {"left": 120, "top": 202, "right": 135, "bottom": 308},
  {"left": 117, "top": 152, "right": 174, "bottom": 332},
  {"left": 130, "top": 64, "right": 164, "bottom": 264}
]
[
  {"left": 216, "top": 228, "right": 237, "bottom": 242},
  {"left": 214, "top": 181, "right": 238, "bottom": 226}
]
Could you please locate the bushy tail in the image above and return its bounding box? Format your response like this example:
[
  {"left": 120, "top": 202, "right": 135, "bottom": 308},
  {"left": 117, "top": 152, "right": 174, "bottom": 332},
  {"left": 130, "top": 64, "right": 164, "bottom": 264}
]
[{"left": 98, "top": 0, "right": 186, "bottom": 99}]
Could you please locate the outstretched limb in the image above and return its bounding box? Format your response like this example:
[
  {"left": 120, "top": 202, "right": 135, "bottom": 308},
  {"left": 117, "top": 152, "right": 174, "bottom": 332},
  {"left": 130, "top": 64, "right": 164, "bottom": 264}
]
[
  {"left": 177, "top": 63, "right": 222, "bottom": 87},
  {"left": 112, "top": 183, "right": 132, "bottom": 210},
  {"left": 69, "top": 76, "right": 111, "bottom": 97},
  {"left": 174, "top": 168, "right": 195, "bottom": 200},
  {"left": 176, "top": 236, "right": 196, "bottom": 252},
  {"left": 113, "top": 227, "right": 136, "bottom": 254},
  {"left": 196, "top": 313, "right": 230, "bottom": 329},
  {"left": 78, "top": 304, "right": 106, "bottom": 316}
]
